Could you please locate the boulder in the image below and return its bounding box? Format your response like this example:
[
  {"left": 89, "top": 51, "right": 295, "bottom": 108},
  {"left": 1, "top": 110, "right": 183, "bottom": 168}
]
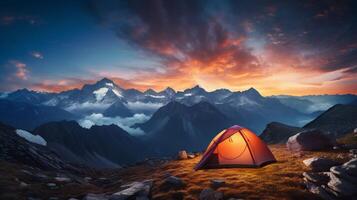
[
  {"left": 83, "top": 193, "right": 108, "bottom": 200},
  {"left": 164, "top": 176, "right": 186, "bottom": 188},
  {"left": 211, "top": 179, "right": 225, "bottom": 188},
  {"left": 303, "top": 157, "right": 341, "bottom": 172},
  {"left": 199, "top": 188, "right": 223, "bottom": 200},
  {"left": 304, "top": 181, "right": 336, "bottom": 200},
  {"left": 327, "top": 172, "right": 357, "bottom": 196},
  {"left": 178, "top": 150, "right": 188, "bottom": 160},
  {"left": 111, "top": 180, "right": 153, "bottom": 199},
  {"left": 287, "top": 129, "right": 334, "bottom": 151},
  {"left": 302, "top": 172, "right": 330, "bottom": 184}
]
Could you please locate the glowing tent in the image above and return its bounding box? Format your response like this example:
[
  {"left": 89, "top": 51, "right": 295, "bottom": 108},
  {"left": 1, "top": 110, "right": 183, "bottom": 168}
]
[{"left": 195, "top": 125, "right": 276, "bottom": 170}]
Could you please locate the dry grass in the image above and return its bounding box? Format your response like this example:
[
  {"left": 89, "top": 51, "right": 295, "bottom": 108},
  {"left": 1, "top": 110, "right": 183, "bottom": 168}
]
[
  {"left": 0, "top": 145, "right": 350, "bottom": 200},
  {"left": 112, "top": 145, "right": 349, "bottom": 200}
]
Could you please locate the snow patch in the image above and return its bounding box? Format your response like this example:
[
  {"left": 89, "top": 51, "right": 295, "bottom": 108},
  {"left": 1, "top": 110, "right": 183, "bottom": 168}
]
[
  {"left": 16, "top": 129, "right": 47, "bottom": 146},
  {"left": 0, "top": 92, "right": 9, "bottom": 98},
  {"left": 105, "top": 83, "right": 114, "bottom": 87},
  {"left": 112, "top": 89, "right": 123, "bottom": 97},
  {"left": 78, "top": 113, "right": 150, "bottom": 135},
  {"left": 184, "top": 93, "right": 193, "bottom": 96},
  {"left": 93, "top": 87, "right": 109, "bottom": 101}
]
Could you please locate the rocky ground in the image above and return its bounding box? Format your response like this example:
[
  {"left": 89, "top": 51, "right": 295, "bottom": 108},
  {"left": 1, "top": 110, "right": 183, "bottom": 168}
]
[{"left": 0, "top": 145, "right": 354, "bottom": 200}]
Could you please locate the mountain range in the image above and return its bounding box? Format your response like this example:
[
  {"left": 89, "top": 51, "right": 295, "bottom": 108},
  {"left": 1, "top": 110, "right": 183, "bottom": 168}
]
[
  {"left": 0, "top": 77, "right": 357, "bottom": 168},
  {"left": 2, "top": 77, "right": 355, "bottom": 132}
]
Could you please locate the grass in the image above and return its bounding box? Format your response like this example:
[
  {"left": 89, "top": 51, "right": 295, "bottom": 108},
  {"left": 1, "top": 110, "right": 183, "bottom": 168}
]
[
  {"left": 108, "top": 145, "right": 349, "bottom": 200},
  {"left": 0, "top": 145, "right": 350, "bottom": 200}
]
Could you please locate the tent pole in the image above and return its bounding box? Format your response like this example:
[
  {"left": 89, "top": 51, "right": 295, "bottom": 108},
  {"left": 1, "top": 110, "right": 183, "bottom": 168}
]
[{"left": 239, "top": 130, "right": 256, "bottom": 165}]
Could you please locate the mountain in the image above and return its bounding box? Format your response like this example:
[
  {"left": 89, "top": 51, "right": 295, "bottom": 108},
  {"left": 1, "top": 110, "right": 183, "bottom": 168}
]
[
  {"left": 137, "top": 101, "right": 232, "bottom": 155},
  {"left": 2, "top": 77, "right": 353, "bottom": 132},
  {"left": 303, "top": 104, "right": 357, "bottom": 137},
  {"left": 33, "top": 121, "right": 148, "bottom": 168},
  {"left": 103, "top": 100, "right": 133, "bottom": 117},
  {"left": 215, "top": 88, "right": 308, "bottom": 133},
  {"left": 259, "top": 122, "right": 303, "bottom": 144},
  {"left": 272, "top": 94, "right": 357, "bottom": 114},
  {"left": 0, "top": 99, "right": 77, "bottom": 130},
  {"left": 0, "top": 122, "right": 79, "bottom": 171}
]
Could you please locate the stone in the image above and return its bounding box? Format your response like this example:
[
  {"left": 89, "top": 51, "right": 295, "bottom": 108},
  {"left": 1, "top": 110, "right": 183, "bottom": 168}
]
[
  {"left": 20, "top": 182, "right": 28, "bottom": 188},
  {"left": 111, "top": 179, "right": 153, "bottom": 199},
  {"left": 327, "top": 172, "right": 357, "bottom": 196},
  {"left": 303, "top": 157, "right": 340, "bottom": 172},
  {"left": 349, "top": 149, "right": 357, "bottom": 155},
  {"left": 211, "top": 179, "right": 225, "bottom": 188},
  {"left": 47, "top": 183, "right": 57, "bottom": 189},
  {"left": 188, "top": 154, "right": 195, "bottom": 159},
  {"left": 178, "top": 150, "right": 188, "bottom": 160},
  {"left": 304, "top": 181, "right": 336, "bottom": 200},
  {"left": 302, "top": 172, "right": 330, "bottom": 184},
  {"left": 199, "top": 188, "right": 223, "bottom": 200},
  {"left": 54, "top": 176, "right": 71, "bottom": 182},
  {"left": 286, "top": 129, "right": 335, "bottom": 151},
  {"left": 83, "top": 193, "right": 108, "bottom": 200},
  {"left": 164, "top": 176, "right": 186, "bottom": 188}
]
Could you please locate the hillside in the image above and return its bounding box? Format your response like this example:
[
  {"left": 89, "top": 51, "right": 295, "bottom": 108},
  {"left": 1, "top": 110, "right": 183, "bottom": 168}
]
[
  {"left": 304, "top": 104, "right": 357, "bottom": 137},
  {"left": 0, "top": 145, "right": 350, "bottom": 200}
]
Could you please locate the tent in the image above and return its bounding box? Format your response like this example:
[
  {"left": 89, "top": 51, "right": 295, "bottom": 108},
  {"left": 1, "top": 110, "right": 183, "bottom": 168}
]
[{"left": 195, "top": 125, "right": 276, "bottom": 170}]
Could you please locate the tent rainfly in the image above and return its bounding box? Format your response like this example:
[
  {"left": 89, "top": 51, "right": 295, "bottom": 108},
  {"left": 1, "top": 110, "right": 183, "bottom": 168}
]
[{"left": 195, "top": 125, "right": 276, "bottom": 170}]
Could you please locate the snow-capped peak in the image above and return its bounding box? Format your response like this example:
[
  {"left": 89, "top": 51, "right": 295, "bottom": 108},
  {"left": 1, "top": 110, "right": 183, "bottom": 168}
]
[{"left": 93, "top": 87, "right": 109, "bottom": 101}]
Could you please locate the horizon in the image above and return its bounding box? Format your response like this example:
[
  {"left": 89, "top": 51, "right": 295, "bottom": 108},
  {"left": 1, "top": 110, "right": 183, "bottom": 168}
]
[
  {"left": 1, "top": 0, "right": 356, "bottom": 96},
  {"left": 1, "top": 77, "right": 357, "bottom": 97}
]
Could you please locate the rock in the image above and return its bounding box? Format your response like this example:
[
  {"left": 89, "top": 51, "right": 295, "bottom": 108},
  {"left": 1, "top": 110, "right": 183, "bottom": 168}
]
[
  {"left": 188, "top": 154, "right": 195, "bottom": 159},
  {"left": 20, "top": 181, "right": 28, "bottom": 188},
  {"left": 302, "top": 172, "right": 330, "bottom": 184},
  {"left": 327, "top": 172, "right": 357, "bottom": 196},
  {"left": 303, "top": 157, "right": 341, "bottom": 172},
  {"left": 304, "top": 181, "right": 336, "bottom": 200},
  {"left": 47, "top": 183, "right": 58, "bottom": 189},
  {"left": 211, "top": 179, "right": 225, "bottom": 188},
  {"left": 54, "top": 176, "right": 71, "bottom": 182},
  {"left": 199, "top": 188, "right": 223, "bottom": 200},
  {"left": 287, "top": 129, "right": 335, "bottom": 151},
  {"left": 164, "top": 176, "right": 185, "bottom": 188},
  {"left": 111, "top": 179, "right": 153, "bottom": 199},
  {"left": 83, "top": 193, "right": 108, "bottom": 200},
  {"left": 349, "top": 149, "right": 357, "bottom": 155},
  {"left": 178, "top": 150, "right": 188, "bottom": 160}
]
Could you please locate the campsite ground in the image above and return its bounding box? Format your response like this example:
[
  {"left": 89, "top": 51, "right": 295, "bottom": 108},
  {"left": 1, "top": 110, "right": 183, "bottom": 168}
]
[{"left": 0, "top": 145, "right": 351, "bottom": 200}]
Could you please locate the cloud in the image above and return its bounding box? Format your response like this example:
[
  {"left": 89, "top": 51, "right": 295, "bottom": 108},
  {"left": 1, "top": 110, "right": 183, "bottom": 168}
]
[
  {"left": 84, "top": 0, "right": 357, "bottom": 95},
  {"left": 0, "top": 15, "right": 40, "bottom": 25},
  {"left": 9, "top": 60, "right": 29, "bottom": 80},
  {"left": 30, "top": 51, "right": 44, "bottom": 59},
  {"left": 78, "top": 113, "right": 150, "bottom": 135},
  {"left": 126, "top": 101, "right": 165, "bottom": 113}
]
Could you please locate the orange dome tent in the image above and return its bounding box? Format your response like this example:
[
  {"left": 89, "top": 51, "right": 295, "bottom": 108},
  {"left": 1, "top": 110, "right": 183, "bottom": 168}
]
[{"left": 195, "top": 125, "right": 276, "bottom": 170}]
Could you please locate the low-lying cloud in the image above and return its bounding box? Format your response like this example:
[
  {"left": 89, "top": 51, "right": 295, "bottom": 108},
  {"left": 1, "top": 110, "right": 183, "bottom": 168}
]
[{"left": 78, "top": 113, "right": 150, "bottom": 135}]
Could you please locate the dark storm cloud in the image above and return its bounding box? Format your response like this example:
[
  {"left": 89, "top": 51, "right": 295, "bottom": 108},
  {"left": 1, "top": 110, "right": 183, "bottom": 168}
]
[
  {"left": 88, "top": 0, "right": 357, "bottom": 74},
  {"left": 88, "top": 0, "right": 261, "bottom": 74}
]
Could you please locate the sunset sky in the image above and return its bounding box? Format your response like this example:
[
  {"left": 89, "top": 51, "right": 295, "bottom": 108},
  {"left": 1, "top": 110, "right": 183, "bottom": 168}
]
[{"left": 0, "top": 0, "right": 356, "bottom": 96}]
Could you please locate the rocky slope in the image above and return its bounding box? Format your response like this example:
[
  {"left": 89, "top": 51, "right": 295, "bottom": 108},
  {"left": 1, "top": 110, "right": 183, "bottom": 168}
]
[
  {"left": 304, "top": 104, "right": 357, "bottom": 137},
  {"left": 33, "top": 121, "right": 149, "bottom": 168},
  {"left": 260, "top": 122, "right": 302, "bottom": 144}
]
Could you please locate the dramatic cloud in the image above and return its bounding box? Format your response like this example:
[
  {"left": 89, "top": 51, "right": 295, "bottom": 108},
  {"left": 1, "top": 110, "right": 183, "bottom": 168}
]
[
  {"left": 85, "top": 0, "right": 357, "bottom": 95},
  {"left": 78, "top": 113, "right": 150, "bottom": 135}
]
